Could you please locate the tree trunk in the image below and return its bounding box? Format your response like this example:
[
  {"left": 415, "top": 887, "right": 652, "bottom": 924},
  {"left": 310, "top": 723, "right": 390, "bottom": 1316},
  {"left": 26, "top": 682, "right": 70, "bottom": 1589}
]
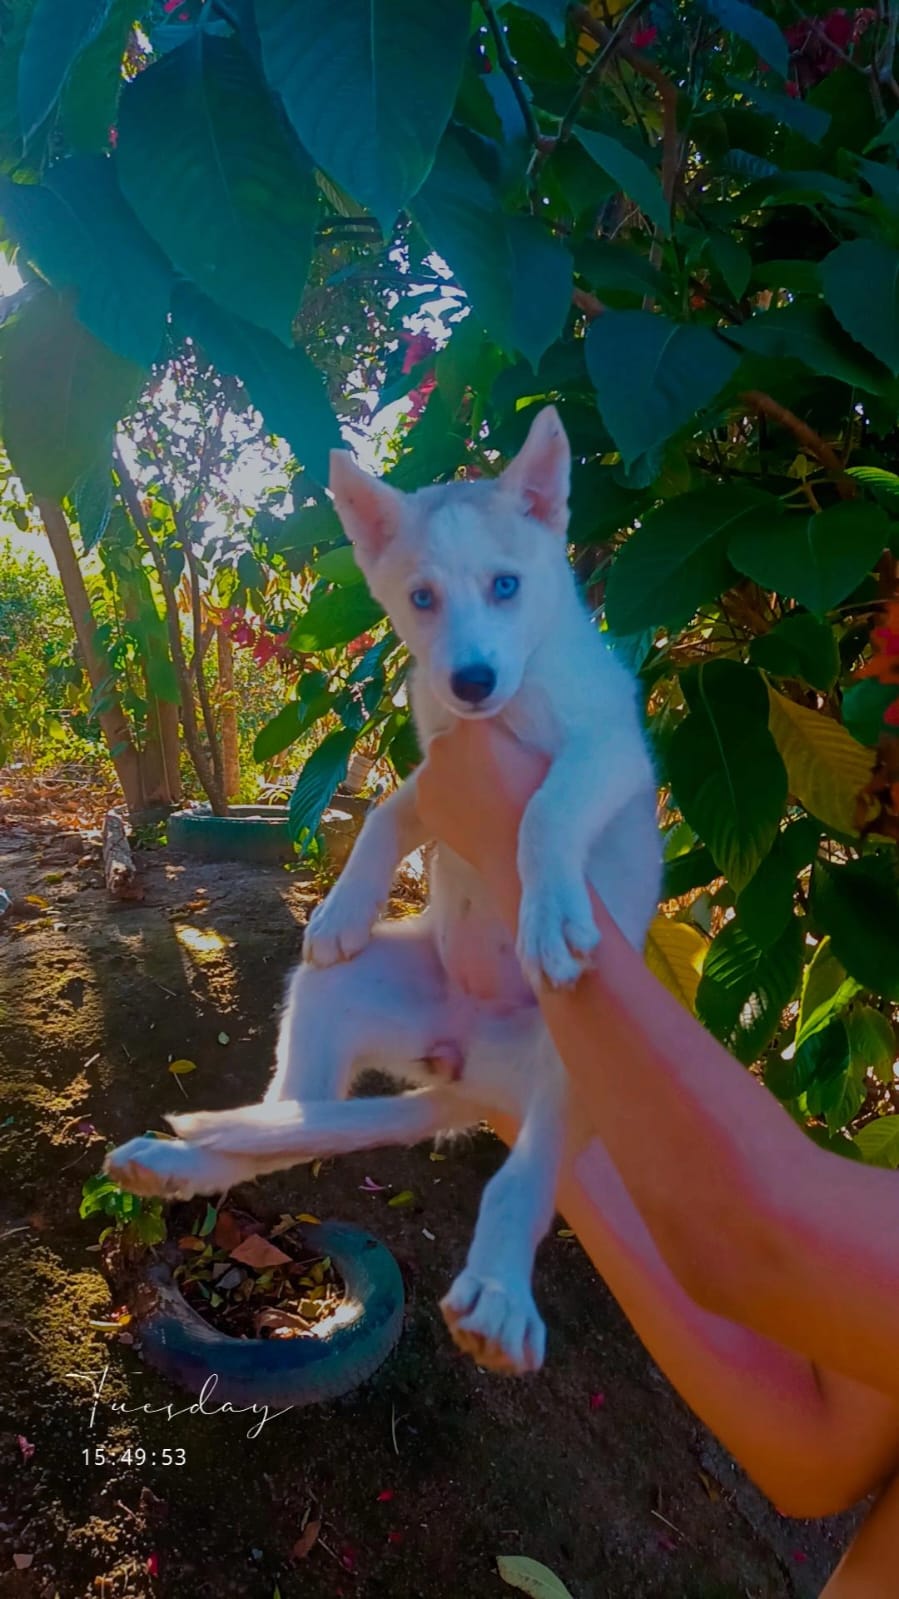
[
  {"left": 217, "top": 626, "right": 240, "bottom": 800},
  {"left": 117, "top": 562, "right": 182, "bottom": 812},
  {"left": 38, "top": 499, "right": 145, "bottom": 815}
]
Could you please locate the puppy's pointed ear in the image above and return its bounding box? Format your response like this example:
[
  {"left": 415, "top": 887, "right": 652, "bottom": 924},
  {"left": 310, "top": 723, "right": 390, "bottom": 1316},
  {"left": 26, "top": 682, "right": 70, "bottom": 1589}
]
[
  {"left": 499, "top": 405, "right": 570, "bottom": 536},
  {"left": 329, "top": 451, "right": 404, "bottom": 563}
]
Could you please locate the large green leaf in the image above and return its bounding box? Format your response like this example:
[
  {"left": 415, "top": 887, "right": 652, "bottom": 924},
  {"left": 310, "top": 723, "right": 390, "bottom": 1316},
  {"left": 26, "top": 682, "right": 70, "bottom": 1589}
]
[
  {"left": 0, "top": 156, "right": 171, "bottom": 366},
  {"left": 696, "top": 914, "right": 802, "bottom": 1064},
  {"left": 725, "top": 302, "right": 889, "bottom": 395},
  {"left": 706, "top": 0, "right": 788, "bottom": 75},
  {"left": 585, "top": 312, "right": 739, "bottom": 470},
  {"left": 821, "top": 240, "right": 899, "bottom": 375},
  {"left": 506, "top": 215, "right": 572, "bottom": 371},
  {"left": 855, "top": 1115, "right": 899, "bottom": 1167},
  {"left": 736, "top": 832, "right": 799, "bottom": 949},
  {"left": 289, "top": 585, "right": 384, "bottom": 652},
  {"left": 290, "top": 726, "right": 357, "bottom": 852},
  {"left": 175, "top": 286, "right": 340, "bottom": 485},
  {"left": 256, "top": 0, "right": 469, "bottom": 231},
  {"left": 117, "top": 33, "right": 317, "bottom": 342},
  {"left": 729, "top": 501, "right": 891, "bottom": 615},
  {"left": 847, "top": 1004, "right": 896, "bottom": 1084},
  {"left": 60, "top": 0, "right": 132, "bottom": 152},
  {"left": 575, "top": 127, "right": 669, "bottom": 236},
  {"left": 667, "top": 660, "right": 787, "bottom": 893},
  {"left": 749, "top": 612, "right": 840, "bottom": 693},
  {"left": 499, "top": 0, "right": 569, "bottom": 40},
  {"left": 812, "top": 859, "right": 899, "bottom": 1002},
  {"left": 605, "top": 485, "right": 775, "bottom": 635},
  {"left": 18, "top": 0, "right": 109, "bottom": 141},
  {"left": 411, "top": 128, "right": 514, "bottom": 351},
  {"left": 0, "top": 288, "right": 142, "bottom": 500}
]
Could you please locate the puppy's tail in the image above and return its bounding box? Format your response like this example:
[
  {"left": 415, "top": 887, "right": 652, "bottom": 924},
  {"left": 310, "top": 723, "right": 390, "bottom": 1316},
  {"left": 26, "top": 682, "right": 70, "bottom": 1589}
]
[{"left": 167, "top": 1088, "right": 474, "bottom": 1158}]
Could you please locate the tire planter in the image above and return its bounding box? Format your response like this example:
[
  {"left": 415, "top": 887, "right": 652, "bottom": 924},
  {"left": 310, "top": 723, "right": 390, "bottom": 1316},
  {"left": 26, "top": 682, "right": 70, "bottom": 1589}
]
[
  {"left": 166, "top": 805, "right": 294, "bottom": 866},
  {"left": 136, "top": 1221, "right": 404, "bottom": 1408}
]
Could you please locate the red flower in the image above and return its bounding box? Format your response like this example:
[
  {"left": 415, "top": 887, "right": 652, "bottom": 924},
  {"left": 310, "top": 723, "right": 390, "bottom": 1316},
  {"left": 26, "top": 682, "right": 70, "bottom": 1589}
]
[
  {"left": 407, "top": 371, "right": 437, "bottom": 422},
  {"left": 632, "top": 25, "right": 658, "bottom": 48},
  {"left": 589, "top": 1390, "right": 606, "bottom": 1411},
  {"left": 856, "top": 603, "right": 899, "bottom": 687},
  {"left": 399, "top": 329, "right": 437, "bottom": 375},
  {"left": 885, "top": 698, "right": 899, "bottom": 728},
  {"left": 146, "top": 1552, "right": 160, "bottom": 1577},
  {"left": 376, "top": 1489, "right": 394, "bottom": 1503},
  {"left": 347, "top": 631, "right": 376, "bottom": 658}
]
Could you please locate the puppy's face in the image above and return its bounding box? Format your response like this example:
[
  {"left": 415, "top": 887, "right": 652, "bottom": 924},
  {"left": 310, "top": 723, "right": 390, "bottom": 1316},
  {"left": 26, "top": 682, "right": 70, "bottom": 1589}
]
[{"left": 329, "top": 406, "right": 571, "bottom": 719}]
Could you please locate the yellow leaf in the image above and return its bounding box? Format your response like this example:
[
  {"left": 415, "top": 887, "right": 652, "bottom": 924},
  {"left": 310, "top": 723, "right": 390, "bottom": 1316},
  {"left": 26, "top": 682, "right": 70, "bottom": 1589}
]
[
  {"left": 294, "top": 1212, "right": 320, "bottom": 1225},
  {"left": 168, "top": 1058, "right": 198, "bottom": 1075},
  {"left": 766, "top": 687, "right": 877, "bottom": 836},
  {"left": 645, "top": 915, "right": 707, "bottom": 1012}
]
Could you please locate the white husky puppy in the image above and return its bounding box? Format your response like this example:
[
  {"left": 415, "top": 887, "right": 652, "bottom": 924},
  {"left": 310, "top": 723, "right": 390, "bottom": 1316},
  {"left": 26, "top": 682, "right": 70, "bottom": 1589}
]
[{"left": 106, "top": 407, "right": 661, "bottom": 1375}]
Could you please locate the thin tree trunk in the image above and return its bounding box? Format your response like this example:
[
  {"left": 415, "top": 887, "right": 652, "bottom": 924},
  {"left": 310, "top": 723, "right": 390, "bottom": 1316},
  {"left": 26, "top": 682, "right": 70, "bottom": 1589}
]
[
  {"left": 217, "top": 626, "right": 240, "bottom": 800},
  {"left": 38, "top": 500, "right": 144, "bottom": 815},
  {"left": 118, "top": 563, "right": 182, "bottom": 811}
]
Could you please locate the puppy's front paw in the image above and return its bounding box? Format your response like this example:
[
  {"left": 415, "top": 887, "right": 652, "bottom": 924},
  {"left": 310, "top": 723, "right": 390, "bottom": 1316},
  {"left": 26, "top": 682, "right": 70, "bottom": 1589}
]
[
  {"left": 303, "top": 881, "right": 382, "bottom": 967},
  {"left": 516, "top": 875, "right": 600, "bottom": 990},
  {"left": 441, "top": 1270, "right": 545, "bottom": 1375},
  {"left": 104, "top": 1136, "right": 247, "bottom": 1200}
]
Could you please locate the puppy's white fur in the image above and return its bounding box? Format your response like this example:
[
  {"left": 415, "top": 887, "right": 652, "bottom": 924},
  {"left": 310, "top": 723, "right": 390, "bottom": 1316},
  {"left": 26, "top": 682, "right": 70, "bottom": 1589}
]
[{"left": 106, "top": 408, "right": 662, "bottom": 1376}]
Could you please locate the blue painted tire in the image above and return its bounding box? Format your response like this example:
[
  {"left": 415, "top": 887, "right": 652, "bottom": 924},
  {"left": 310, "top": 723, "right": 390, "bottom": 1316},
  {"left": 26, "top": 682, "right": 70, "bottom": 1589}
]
[{"left": 137, "top": 1221, "right": 404, "bottom": 1407}]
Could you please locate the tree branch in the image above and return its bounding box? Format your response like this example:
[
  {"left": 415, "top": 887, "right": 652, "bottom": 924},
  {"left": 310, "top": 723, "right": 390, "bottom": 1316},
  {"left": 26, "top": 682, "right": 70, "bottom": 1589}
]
[
  {"left": 481, "top": 0, "right": 544, "bottom": 149},
  {"left": 114, "top": 449, "right": 228, "bottom": 814},
  {"left": 571, "top": 5, "right": 680, "bottom": 203},
  {"left": 742, "top": 390, "right": 855, "bottom": 499}
]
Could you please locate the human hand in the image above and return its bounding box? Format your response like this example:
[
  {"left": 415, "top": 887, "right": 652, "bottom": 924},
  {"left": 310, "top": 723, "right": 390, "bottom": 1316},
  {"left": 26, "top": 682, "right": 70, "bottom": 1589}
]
[{"left": 416, "top": 721, "right": 549, "bottom": 904}]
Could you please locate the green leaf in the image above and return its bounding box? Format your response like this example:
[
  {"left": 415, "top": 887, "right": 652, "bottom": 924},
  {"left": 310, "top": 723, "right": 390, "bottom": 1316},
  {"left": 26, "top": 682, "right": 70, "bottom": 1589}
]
[
  {"left": 821, "top": 240, "right": 899, "bottom": 375},
  {"left": 0, "top": 288, "right": 142, "bottom": 501},
  {"left": 846, "top": 465, "right": 899, "bottom": 506},
  {"left": 73, "top": 454, "right": 113, "bottom": 551},
  {"left": 585, "top": 312, "right": 739, "bottom": 470},
  {"left": 568, "top": 460, "right": 646, "bottom": 546},
  {"left": 18, "top": 0, "right": 110, "bottom": 141},
  {"left": 796, "top": 936, "right": 861, "bottom": 1048},
  {"left": 313, "top": 545, "right": 363, "bottom": 586},
  {"left": 117, "top": 33, "right": 317, "bottom": 342},
  {"left": 812, "top": 858, "right": 899, "bottom": 1001},
  {"left": 605, "top": 485, "right": 775, "bottom": 635},
  {"left": 497, "top": 1554, "right": 575, "bottom": 1599},
  {"left": 705, "top": 0, "right": 788, "bottom": 76},
  {"left": 175, "top": 286, "right": 340, "bottom": 486},
  {"left": 696, "top": 914, "right": 802, "bottom": 1064},
  {"left": 847, "top": 1004, "right": 896, "bottom": 1085},
  {"left": 574, "top": 127, "right": 669, "bottom": 236},
  {"left": 736, "top": 833, "right": 797, "bottom": 949},
  {"left": 499, "top": 0, "right": 569, "bottom": 41},
  {"left": 662, "top": 843, "right": 718, "bottom": 899},
  {"left": 289, "top": 727, "right": 357, "bottom": 851},
  {"left": 574, "top": 239, "right": 670, "bottom": 307},
  {"left": 726, "top": 303, "right": 889, "bottom": 395},
  {"left": 854, "top": 1115, "right": 899, "bottom": 1167},
  {"left": 728, "top": 77, "right": 829, "bottom": 143},
  {"left": 289, "top": 585, "right": 384, "bottom": 652},
  {"left": 411, "top": 128, "right": 514, "bottom": 351},
  {"left": 729, "top": 501, "right": 891, "bottom": 615},
  {"left": 706, "top": 232, "right": 751, "bottom": 301},
  {"left": 749, "top": 613, "right": 840, "bottom": 693},
  {"left": 256, "top": 0, "right": 470, "bottom": 231},
  {"left": 842, "top": 680, "right": 899, "bottom": 747},
  {"left": 60, "top": 0, "right": 133, "bottom": 152},
  {"left": 387, "top": 386, "right": 469, "bottom": 491},
  {"left": 667, "top": 661, "right": 787, "bottom": 893},
  {"left": 506, "top": 216, "right": 572, "bottom": 371},
  {"left": 253, "top": 701, "right": 305, "bottom": 763},
  {"left": 0, "top": 156, "right": 172, "bottom": 366}
]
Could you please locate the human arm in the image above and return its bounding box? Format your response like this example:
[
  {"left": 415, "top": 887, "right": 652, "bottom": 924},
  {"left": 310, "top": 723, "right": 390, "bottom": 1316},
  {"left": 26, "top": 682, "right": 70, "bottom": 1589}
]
[{"left": 417, "top": 721, "right": 899, "bottom": 1403}]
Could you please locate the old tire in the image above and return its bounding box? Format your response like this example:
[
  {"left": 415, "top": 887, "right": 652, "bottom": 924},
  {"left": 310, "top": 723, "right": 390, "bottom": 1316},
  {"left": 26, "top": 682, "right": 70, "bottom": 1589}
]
[
  {"left": 166, "top": 806, "right": 294, "bottom": 866},
  {"left": 136, "top": 1220, "right": 404, "bottom": 1407}
]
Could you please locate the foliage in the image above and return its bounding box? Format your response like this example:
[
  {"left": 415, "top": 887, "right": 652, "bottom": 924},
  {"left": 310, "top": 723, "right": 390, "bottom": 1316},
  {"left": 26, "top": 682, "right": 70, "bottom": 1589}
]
[
  {"left": 80, "top": 1168, "right": 166, "bottom": 1247},
  {"left": 0, "top": 536, "right": 96, "bottom": 765},
  {"left": 1, "top": 0, "right": 899, "bottom": 1156}
]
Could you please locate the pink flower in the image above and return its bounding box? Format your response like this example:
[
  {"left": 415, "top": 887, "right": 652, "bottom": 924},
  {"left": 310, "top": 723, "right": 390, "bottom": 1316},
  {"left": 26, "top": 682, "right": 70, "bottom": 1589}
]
[
  {"left": 17, "top": 1436, "right": 35, "bottom": 1462},
  {"left": 376, "top": 1489, "right": 394, "bottom": 1503},
  {"left": 407, "top": 371, "right": 437, "bottom": 422},
  {"left": 884, "top": 698, "right": 899, "bottom": 728},
  {"left": 589, "top": 1391, "right": 606, "bottom": 1411},
  {"left": 252, "top": 634, "right": 279, "bottom": 668},
  {"left": 399, "top": 330, "right": 437, "bottom": 376},
  {"left": 146, "top": 1552, "right": 160, "bottom": 1577},
  {"left": 632, "top": 25, "right": 658, "bottom": 48}
]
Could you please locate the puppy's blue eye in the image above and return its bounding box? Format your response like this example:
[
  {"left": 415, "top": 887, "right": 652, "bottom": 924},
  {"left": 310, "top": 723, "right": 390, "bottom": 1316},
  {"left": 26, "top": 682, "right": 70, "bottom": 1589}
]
[
  {"left": 410, "top": 586, "right": 435, "bottom": 611},
  {"left": 492, "top": 573, "right": 519, "bottom": 601}
]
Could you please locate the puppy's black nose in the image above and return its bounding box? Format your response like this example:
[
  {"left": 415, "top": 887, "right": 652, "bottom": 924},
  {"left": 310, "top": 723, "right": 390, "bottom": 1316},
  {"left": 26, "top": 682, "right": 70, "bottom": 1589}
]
[{"left": 451, "top": 663, "right": 496, "bottom": 705}]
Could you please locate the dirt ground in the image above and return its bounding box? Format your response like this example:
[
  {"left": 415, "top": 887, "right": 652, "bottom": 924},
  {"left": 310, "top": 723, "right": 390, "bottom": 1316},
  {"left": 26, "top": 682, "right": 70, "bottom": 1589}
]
[{"left": 0, "top": 803, "right": 857, "bottom": 1599}]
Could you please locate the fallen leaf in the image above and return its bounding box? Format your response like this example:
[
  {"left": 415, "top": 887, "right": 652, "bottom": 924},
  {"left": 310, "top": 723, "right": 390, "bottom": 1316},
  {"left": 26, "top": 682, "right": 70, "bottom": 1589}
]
[
  {"left": 177, "top": 1235, "right": 206, "bottom": 1252},
  {"left": 291, "top": 1518, "right": 321, "bottom": 1559},
  {"left": 17, "top": 1435, "right": 34, "bottom": 1462},
  {"left": 199, "top": 1202, "right": 218, "bottom": 1237},
  {"left": 421, "top": 1227, "right": 435, "bottom": 1241},
  {"left": 212, "top": 1209, "right": 244, "bottom": 1252},
  {"left": 294, "top": 1212, "right": 321, "bottom": 1224},
  {"left": 791, "top": 1550, "right": 809, "bottom": 1565},
  {"left": 376, "top": 1489, "right": 394, "bottom": 1503},
  {"left": 497, "top": 1555, "right": 575, "bottom": 1598},
  {"left": 13, "top": 1553, "right": 33, "bottom": 1570},
  {"left": 217, "top": 1031, "right": 230, "bottom": 1045},
  {"left": 589, "top": 1392, "right": 605, "bottom": 1412},
  {"left": 147, "top": 1551, "right": 160, "bottom": 1577},
  {"left": 697, "top": 1469, "right": 719, "bottom": 1502},
  {"left": 311, "top": 1159, "right": 323, "bottom": 1179},
  {"left": 428, "top": 1151, "right": 445, "bottom": 1162},
  {"left": 387, "top": 1530, "right": 404, "bottom": 1545},
  {"left": 168, "top": 1059, "right": 197, "bottom": 1076},
  {"left": 387, "top": 1189, "right": 415, "bottom": 1209},
  {"left": 359, "top": 1176, "right": 386, "bottom": 1192},
  {"left": 556, "top": 1228, "right": 575, "bottom": 1239},
  {"left": 230, "top": 1234, "right": 293, "bottom": 1270}
]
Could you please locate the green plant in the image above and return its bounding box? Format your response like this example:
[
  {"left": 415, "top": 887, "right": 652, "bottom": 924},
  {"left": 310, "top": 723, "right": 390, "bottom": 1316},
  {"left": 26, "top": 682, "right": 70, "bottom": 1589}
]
[{"left": 80, "top": 1168, "right": 166, "bottom": 1247}]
